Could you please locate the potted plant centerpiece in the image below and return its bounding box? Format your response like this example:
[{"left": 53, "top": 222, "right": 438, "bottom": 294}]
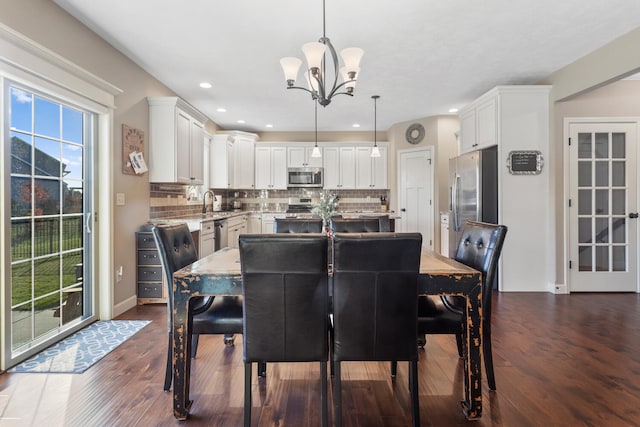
[{"left": 312, "top": 191, "right": 338, "bottom": 230}]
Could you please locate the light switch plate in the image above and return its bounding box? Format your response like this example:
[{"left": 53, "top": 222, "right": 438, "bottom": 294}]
[{"left": 116, "top": 193, "right": 125, "bottom": 206}]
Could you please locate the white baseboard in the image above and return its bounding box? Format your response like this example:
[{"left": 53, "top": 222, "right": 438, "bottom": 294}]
[{"left": 112, "top": 295, "right": 138, "bottom": 318}]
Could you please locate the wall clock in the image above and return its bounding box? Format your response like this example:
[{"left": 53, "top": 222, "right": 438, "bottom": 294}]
[{"left": 405, "top": 123, "right": 425, "bottom": 145}]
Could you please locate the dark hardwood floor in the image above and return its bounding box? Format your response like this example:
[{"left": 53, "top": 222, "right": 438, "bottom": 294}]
[{"left": 2, "top": 292, "right": 640, "bottom": 426}]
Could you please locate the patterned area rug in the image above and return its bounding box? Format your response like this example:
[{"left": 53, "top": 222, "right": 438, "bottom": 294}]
[{"left": 10, "top": 320, "right": 151, "bottom": 374}]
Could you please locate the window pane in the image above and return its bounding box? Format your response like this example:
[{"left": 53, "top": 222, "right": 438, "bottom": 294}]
[
  {"left": 62, "top": 143, "right": 83, "bottom": 180},
  {"left": 612, "top": 161, "right": 625, "bottom": 187},
  {"left": 595, "top": 218, "right": 609, "bottom": 243},
  {"left": 10, "top": 87, "right": 33, "bottom": 132},
  {"left": 579, "top": 246, "right": 592, "bottom": 271},
  {"left": 11, "top": 219, "right": 31, "bottom": 262},
  {"left": 595, "top": 190, "right": 608, "bottom": 215},
  {"left": 62, "top": 107, "right": 82, "bottom": 144},
  {"left": 12, "top": 303, "right": 33, "bottom": 348},
  {"left": 595, "top": 161, "right": 608, "bottom": 187},
  {"left": 34, "top": 218, "right": 59, "bottom": 257},
  {"left": 35, "top": 137, "right": 61, "bottom": 177},
  {"left": 612, "top": 218, "right": 625, "bottom": 243},
  {"left": 11, "top": 132, "right": 33, "bottom": 174},
  {"left": 34, "top": 294, "right": 60, "bottom": 338},
  {"left": 34, "top": 178, "right": 60, "bottom": 216},
  {"left": 578, "top": 133, "right": 592, "bottom": 159},
  {"left": 612, "top": 133, "right": 625, "bottom": 159},
  {"left": 62, "top": 251, "right": 83, "bottom": 288},
  {"left": 11, "top": 176, "right": 31, "bottom": 217},
  {"left": 34, "top": 255, "right": 60, "bottom": 297},
  {"left": 612, "top": 246, "right": 626, "bottom": 271},
  {"left": 594, "top": 133, "right": 608, "bottom": 158},
  {"left": 63, "top": 181, "right": 83, "bottom": 214},
  {"left": 11, "top": 261, "right": 32, "bottom": 305},
  {"left": 612, "top": 189, "right": 625, "bottom": 215},
  {"left": 595, "top": 246, "right": 609, "bottom": 271},
  {"left": 62, "top": 216, "right": 83, "bottom": 250},
  {"left": 34, "top": 97, "right": 60, "bottom": 138},
  {"left": 579, "top": 218, "right": 592, "bottom": 243},
  {"left": 578, "top": 189, "right": 591, "bottom": 215},
  {"left": 578, "top": 161, "right": 591, "bottom": 186}
]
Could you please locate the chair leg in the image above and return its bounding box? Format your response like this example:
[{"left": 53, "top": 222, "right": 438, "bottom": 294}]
[
  {"left": 483, "top": 327, "right": 496, "bottom": 390},
  {"left": 258, "top": 362, "right": 266, "bottom": 378},
  {"left": 244, "top": 362, "right": 252, "bottom": 427},
  {"left": 390, "top": 361, "right": 397, "bottom": 378},
  {"left": 417, "top": 334, "right": 426, "bottom": 348},
  {"left": 164, "top": 335, "right": 172, "bottom": 391},
  {"left": 320, "top": 361, "right": 328, "bottom": 427},
  {"left": 224, "top": 333, "right": 235, "bottom": 346},
  {"left": 409, "top": 360, "right": 420, "bottom": 427},
  {"left": 191, "top": 334, "right": 200, "bottom": 358},
  {"left": 334, "top": 362, "right": 342, "bottom": 427},
  {"left": 455, "top": 332, "right": 464, "bottom": 358}
]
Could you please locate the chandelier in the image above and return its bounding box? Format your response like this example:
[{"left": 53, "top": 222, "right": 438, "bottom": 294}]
[{"left": 279, "top": 0, "right": 364, "bottom": 107}]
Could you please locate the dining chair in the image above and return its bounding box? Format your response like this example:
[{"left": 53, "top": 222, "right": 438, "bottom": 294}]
[
  {"left": 239, "top": 234, "right": 330, "bottom": 427},
  {"left": 331, "top": 232, "right": 423, "bottom": 427},
  {"left": 417, "top": 220, "right": 507, "bottom": 390},
  {"left": 152, "top": 224, "right": 243, "bottom": 391},
  {"left": 273, "top": 217, "right": 323, "bottom": 233},
  {"left": 329, "top": 218, "right": 380, "bottom": 233},
  {"left": 358, "top": 214, "right": 391, "bottom": 231}
]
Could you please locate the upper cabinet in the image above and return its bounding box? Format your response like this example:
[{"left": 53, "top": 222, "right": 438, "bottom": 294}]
[
  {"left": 323, "top": 146, "right": 356, "bottom": 189},
  {"left": 288, "top": 146, "right": 323, "bottom": 168},
  {"left": 210, "top": 131, "right": 258, "bottom": 189},
  {"left": 255, "top": 145, "right": 287, "bottom": 190},
  {"left": 147, "top": 97, "right": 207, "bottom": 184},
  {"left": 355, "top": 146, "right": 388, "bottom": 189},
  {"left": 459, "top": 95, "right": 496, "bottom": 154}
]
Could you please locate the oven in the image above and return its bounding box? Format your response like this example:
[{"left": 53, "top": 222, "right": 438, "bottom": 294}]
[{"left": 287, "top": 167, "right": 323, "bottom": 188}]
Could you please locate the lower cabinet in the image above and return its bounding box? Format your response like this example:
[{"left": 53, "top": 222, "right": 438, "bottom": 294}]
[{"left": 136, "top": 230, "right": 166, "bottom": 304}]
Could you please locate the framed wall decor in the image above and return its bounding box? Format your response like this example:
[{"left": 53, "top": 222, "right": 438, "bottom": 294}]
[
  {"left": 122, "top": 124, "right": 146, "bottom": 175},
  {"left": 506, "top": 150, "right": 543, "bottom": 175}
]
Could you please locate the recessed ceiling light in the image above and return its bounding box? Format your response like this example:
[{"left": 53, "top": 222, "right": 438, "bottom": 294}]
[
  {"left": 216, "top": 108, "right": 227, "bottom": 113},
  {"left": 237, "top": 120, "right": 245, "bottom": 124},
  {"left": 448, "top": 108, "right": 459, "bottom": 113},
  {"left": 266, "top": 124, "right": 273, "bottom": 128},
  {"left": 352, "top": 123, "right": 360, "bottom": 128},
  {"left": 199, "top": 82, "right": 212, "bottom": 89}
]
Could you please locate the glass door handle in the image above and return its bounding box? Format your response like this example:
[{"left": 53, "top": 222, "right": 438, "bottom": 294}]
[{"left": 629, "top": 213, "right": 639, "bottom": 219}]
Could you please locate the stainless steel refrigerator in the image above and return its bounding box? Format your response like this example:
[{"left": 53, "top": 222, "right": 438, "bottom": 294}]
[{"left": 448, "top": 146, "right": 498, "bottom": 258}]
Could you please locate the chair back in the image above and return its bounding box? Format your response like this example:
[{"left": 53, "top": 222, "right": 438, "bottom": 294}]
[
  {"left": 358, "top": 215, "right": 391, "bottom": 232},
  {"left": 451, "top": 221, "right": 507, "bottom": 315},
  {"left": 332, "top": 232, "right": 422, "bottom": 362},
  {"left": 274, "top": 218, "right": 323, "bottom": 233},
  {"left": 239, "top": 234, "right": 329, "bottom": 362},
  {"left": 330, "top": 218, "right": 380, "bottom": 233},
  {"left": 152, "top": 224, "right": 199, "bottom": 313}
]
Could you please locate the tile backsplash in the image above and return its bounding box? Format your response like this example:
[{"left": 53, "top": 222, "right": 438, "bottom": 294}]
[{"left": 149, "top": 184, "right": 390, "bottom": 219}]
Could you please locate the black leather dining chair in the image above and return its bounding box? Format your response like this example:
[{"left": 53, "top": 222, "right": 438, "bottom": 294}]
[
  {"left": 417, "top": 220, "right": 507, "bottom": 390},
  {"left": 329, "top": 218, "right": 380, "bottom": 233},
  {"left": 331, "top": 232, "right": 423, "bottom": 427},
  {"left": 152, "top": 224, "right": 243, "bottom": 391},
  {"left": 239, "top": 234, "right": 330, "bottom": 427},
  {"left": 358, "top": 214, "right": 392, "bottom": 232},
  {"left": 274, "top": 217, "right": 323, "bottom": 233}
]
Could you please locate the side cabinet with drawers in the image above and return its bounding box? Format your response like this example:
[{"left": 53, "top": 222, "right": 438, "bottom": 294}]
[{"left": 136, "top": 230, "right": 166, "bottom": 304}]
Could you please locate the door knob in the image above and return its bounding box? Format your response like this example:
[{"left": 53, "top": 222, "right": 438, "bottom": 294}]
[
  {"left": 401, "top": 208, "right": 406, "bottom": 212},
  {"left": 629, "top": 212, "right": 639, "bottom": 218}
]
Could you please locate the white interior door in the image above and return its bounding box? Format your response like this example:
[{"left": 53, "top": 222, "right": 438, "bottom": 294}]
[
  {"left": 568, "top": 121, "right": 638, "bottom": 292},
  {"left": 398, "top": 148, "right": 434, "bottom": 250}
]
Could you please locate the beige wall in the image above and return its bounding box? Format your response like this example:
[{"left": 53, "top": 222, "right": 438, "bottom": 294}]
[
  {"left": 1, "top": 0, "right": 181, "bottom": 307},
  {"left": 541, "top": 27, "right": 640, "bottom": 287}
]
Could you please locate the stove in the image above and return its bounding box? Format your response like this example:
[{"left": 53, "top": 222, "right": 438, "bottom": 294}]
[{"left": 286, "top": 197, "right": 313, "bottom": 214}]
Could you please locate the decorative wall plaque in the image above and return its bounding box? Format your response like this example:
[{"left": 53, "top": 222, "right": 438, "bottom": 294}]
[
  {"left": 405, "top": 123, "right": 425, "bottom": 145},
  {"left": 122, "top": 124, "right": 145, "bottom": 175},
  {"left": 507, "top": 150, "right": 543, "bottom": 175}
]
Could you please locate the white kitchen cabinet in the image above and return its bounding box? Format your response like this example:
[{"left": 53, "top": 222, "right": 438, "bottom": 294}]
[
  {"left": 261, "top": 213, "right": 287, "bottom": 233},
  {"left": 458, "top": 93, "right": 497, "bottom": 154},
  {"left": 147, "top": 97, "right": 207, "bottom": 184},
  {"left": 227, "top": 215, "right": 247, "bottom": 249},
  {"left": 247, "top": 213, "right": 262, "bottom": 234},
  {"left": 323, "top": 146, "right": 356, "bottom": 189},
  {"left": 255, "top": 146, "right": 287, "bottom": 190},
  {"left": 210, "top": 131, "right": 257, "bottom": 189},
  {"left": 199, "top": 220, "right": 216, "bottom": 258},
  {"left": 355, "top": 145, "right": 388, "bottom": 189},
  {"left": 288, "top": 146, "right": 323, "bottom": 168}
]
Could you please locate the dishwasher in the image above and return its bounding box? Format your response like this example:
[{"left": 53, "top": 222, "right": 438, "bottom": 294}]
[{"left": 214, "top": 219, "right": 228, "bottom": 251}]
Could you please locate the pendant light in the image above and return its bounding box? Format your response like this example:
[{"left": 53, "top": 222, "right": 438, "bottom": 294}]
[
  {"left": 311, "top": 101, "right": 322, "bottom": 157},
  {"left": 371, "top": 95, "right": 381, "bottom": 158}
]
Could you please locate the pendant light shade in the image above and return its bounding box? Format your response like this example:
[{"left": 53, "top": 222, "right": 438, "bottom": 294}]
[{"left": 371, "top": 95, "right": 381, "bottom": 157}]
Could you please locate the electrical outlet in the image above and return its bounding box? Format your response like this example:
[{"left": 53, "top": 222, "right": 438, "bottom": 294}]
[
  {"left": 116, "top": 265, "right": 123, "bottom": 282},
  {"left": 116, "top": 193, "right": 125, "bottom": 206}
]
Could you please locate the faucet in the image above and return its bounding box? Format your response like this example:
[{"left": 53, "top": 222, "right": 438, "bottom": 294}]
[{"left": 202, "top": 190, "right": 215, "bottom": 215}]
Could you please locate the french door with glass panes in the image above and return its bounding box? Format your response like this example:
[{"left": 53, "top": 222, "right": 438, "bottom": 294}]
[
  {"left": 7, "top": 82, "right": 95, "bottom": 360},
  {"left": 568, "top": 121, "right": 638, "bottom": 292}
]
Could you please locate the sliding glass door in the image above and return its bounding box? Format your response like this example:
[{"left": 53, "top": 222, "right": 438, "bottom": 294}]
[{"left": 7, "top": 82, "right": 95, "bottom": 358}]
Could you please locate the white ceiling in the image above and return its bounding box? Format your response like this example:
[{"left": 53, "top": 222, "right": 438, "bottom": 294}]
[{"left": 54, "top": 0, "right": 640, "bottom": 133}]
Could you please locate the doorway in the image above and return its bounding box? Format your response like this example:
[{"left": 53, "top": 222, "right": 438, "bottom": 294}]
[
  {"left": 397, "top": 148, "right": 434, "bottom": 249},
  {"left": 566, "top": 119, "right": 639, "bottom": 292}
]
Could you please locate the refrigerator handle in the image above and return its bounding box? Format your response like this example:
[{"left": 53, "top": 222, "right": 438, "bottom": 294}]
[{"left": 452, "top": 173, "right": 461, "bottom": 231}]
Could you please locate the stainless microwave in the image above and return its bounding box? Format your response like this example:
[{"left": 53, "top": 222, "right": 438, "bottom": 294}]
[{"left": 287, "top": 167, "right": 323, "bottom": 188}]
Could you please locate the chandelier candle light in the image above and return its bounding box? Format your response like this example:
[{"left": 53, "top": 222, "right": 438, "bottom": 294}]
[{"left": 279, "top": 0, "right": 364, "bottom": 106}]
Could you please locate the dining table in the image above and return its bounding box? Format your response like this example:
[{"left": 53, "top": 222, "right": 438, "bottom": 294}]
[{"left": 171, "top": 246, "right": 483, "bottom": 421}]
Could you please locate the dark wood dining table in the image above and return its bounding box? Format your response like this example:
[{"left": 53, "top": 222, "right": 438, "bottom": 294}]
[{"left": 171, "top": 247, "right": 483, "bottom": 420}]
